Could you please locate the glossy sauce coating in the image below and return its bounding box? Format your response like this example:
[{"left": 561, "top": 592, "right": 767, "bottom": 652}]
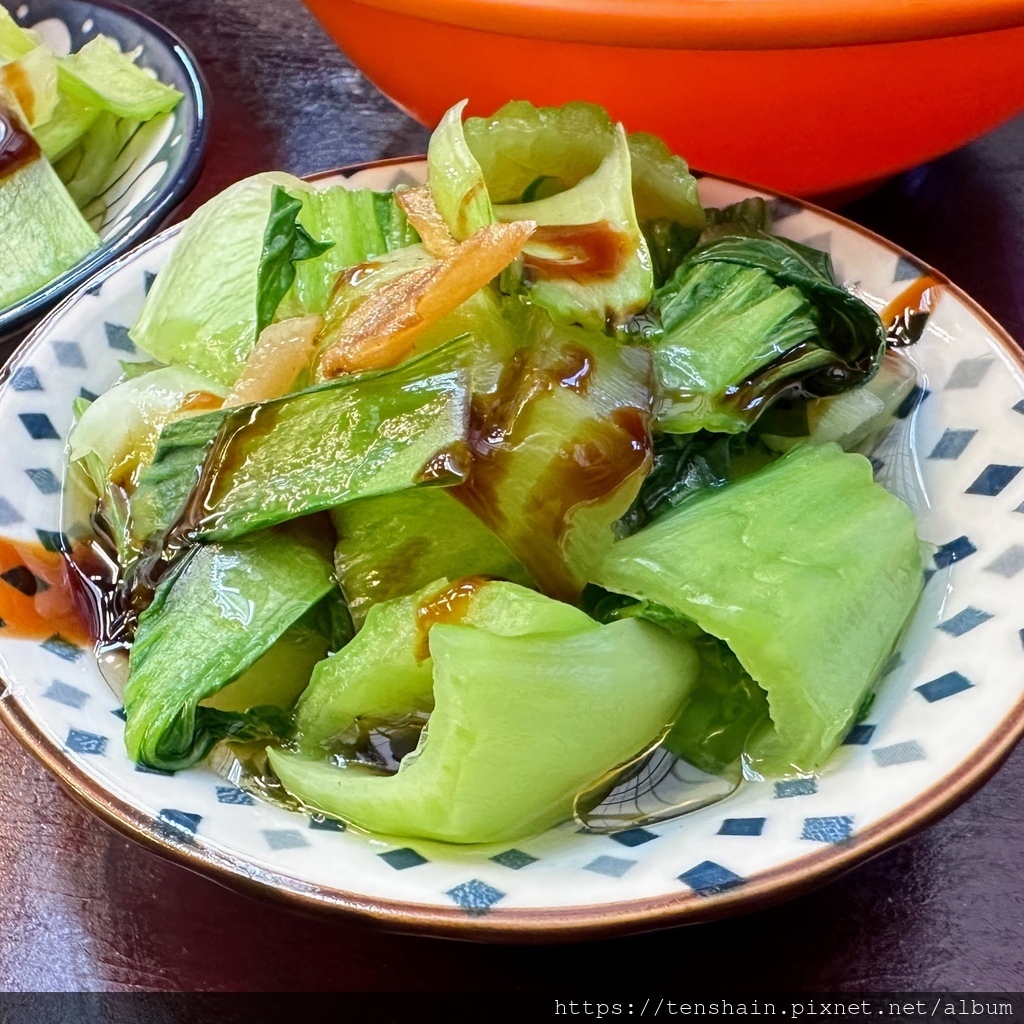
[
  {"left": 453, "top": 345, "right": 651, "bottom": 600},
  {"left": 413, "top": 575, "right": 489, "bottom": 661},
  {"left": 524, "top": 221, "right": 633, "bottom": 284},
  {"left": 178, "top": 390, "right": 225, "bottom": 413},
  {"left": 0, "top": 99, "right": 40, "bottom": 180},
  {"left": 880, "top": 275, "right": 941, "bottom": 324}
]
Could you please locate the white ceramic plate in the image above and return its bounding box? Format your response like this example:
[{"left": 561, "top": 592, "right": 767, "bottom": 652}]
[{"left": 1, "top": 159, "right": 1023, "bottom": 941}]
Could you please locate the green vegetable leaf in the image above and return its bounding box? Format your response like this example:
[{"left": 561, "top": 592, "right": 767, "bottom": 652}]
[
  {"left": 129, "top": 340, "right": 473, "bottom": 551},
  {"left": 271, "top": 612, "right": 697, "bottom": 845},
  {"left": 650, "top": 234, "right": 887, "bottom": 434},
  {"left": 124, "top": 521, "right": 335, "bottom": 771},
  {"left": 619, "top": 430, "right": 777, "bottom": 534},
  {"left": 592, "top": 443, "right": 923, "bottom": 776},
  {"left": 330, "top": 487, "right": 532, "bottom": 627},
  {"left": 0, "top": 96, "right": 99, "bottom": 308},
  {"left": 584, "top": 589, "right": 770, "bottom": 777},
  {"left": 452, "top": 312, "right": 653, "bottom": 601},
  {"left": 58, "top": 35, "right": 182, "bottom": 120},
  {"left": 294, "top": 578, "right": 594, "bottom": 756},
  {"left": 256, "top": 186, "right": 333, "bottom": 336}
]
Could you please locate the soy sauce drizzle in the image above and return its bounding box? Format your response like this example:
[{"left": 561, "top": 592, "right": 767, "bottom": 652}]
[
  {"left": 882, "top": 275, "right": 941, "bottom": 348},
  {"left": 524, "top": 221, "right": 633, "bottom": 284},
  {"left": 413, "top": 576, "right": 489, "bottom": 661},
  {"left": 0, "top": 99, "right": 40, "bottom": 180}
]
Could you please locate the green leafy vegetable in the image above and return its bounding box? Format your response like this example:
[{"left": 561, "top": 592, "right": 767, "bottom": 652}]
[
  {"left": 59, "top": 35, "right": 182, "bottom": 120},
  {"left": 585, "top": 590, "right": 770, "bottom": 776},
  {"left": 0, "top": 94, "right": 98, "bottom": 308},
  {"left": 131, "top": 173, "right": 416, "bottom": 385},
  {"left": 278, "top": 185, "right": 418, "bottom": 318},
  {"left": 619, "top": 430, "right": 777, "bottom": 534},
  {"left": 426, "top": 99, "right": 493, "bottom": 242},
  {"left": 124, "top": 522, "right": 336, "bottom": 771},
  {"left": 650, "top": 234, "right": 887, "bottom": 433},
  {"left": 130, "top": 171, "right": 309, "bottom": 384},
  {"left": 130, "top": 340, "right": 473, "bottom": 549},
  {"left": 593, "top": 443, "right": 923, "bottom": 775},
  {"left": 294, "top": 578, "right": 595, "bottom": 756},
  {"left": 255, "top": 186, "right": 333, "bottom": 336},
  {"left": 453, "top": 313, "right": 653, "bottom": 601},
  {"left": 271, "top": 613, "right": 697, "bottom": 844},
  {"left": 432, "top": 100, "right": 704, "bottom": 331},
  {"left": 330, "top": 487, "right": 532, "bottom": 627}
]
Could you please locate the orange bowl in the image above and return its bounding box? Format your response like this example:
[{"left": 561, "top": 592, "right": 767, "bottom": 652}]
[{"left": 301, "top": 0, "right": 1024, "bottom": 197}]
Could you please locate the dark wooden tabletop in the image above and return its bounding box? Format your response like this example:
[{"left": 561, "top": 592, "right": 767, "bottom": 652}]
[{"left": 2, "top": 0, "right": 1024, "bottom": 994}]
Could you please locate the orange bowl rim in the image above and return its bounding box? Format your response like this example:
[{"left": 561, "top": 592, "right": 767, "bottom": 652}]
[{"left": 325, "top": 0, "right": 1024, "bottom": 49}]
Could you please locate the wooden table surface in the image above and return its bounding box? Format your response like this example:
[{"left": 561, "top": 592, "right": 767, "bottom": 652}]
[{"left": 2, "top": 0, "right": 1024, "bottom": 993}]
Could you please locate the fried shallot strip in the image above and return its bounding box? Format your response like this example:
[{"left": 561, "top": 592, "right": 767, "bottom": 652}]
[
  {"left": 224, "top": 314, "right": 323, "bottom": 406},
  {"left": 319, "top": 219, "right": 535, "bottom": 378},
  {"left": 396, "top": 185, "right": 457, "bottom": 258}
]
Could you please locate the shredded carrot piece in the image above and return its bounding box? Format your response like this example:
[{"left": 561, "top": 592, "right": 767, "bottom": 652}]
[
  {"left": 319, "top": 220, "right": 535, "bottom": 378},
  {"left": 225, "top": 314, "right": 323, "bottom": 406}
]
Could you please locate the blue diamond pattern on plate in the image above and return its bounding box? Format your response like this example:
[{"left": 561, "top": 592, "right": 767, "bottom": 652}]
[
  {"left": 678, "top": 861, "right": 744, "bottom": 896},
  {"left": 10, "top": 367, "right": 42, "bottom": 391},
  {"left": 26, "top": 468, "right": 61, "bottom": 495},
  {"left": 51, "top": 340, "right": 85, "bottom": 367},
  {"left": 446, "top": 879, "right": 505, "bottom": 915},
  {"left": 775, "top": 778, "right": 817, "bottom": 798},
  {"left": 19, "top": 413, "right": 60, "bottom": 440},
  {"left": 0, "top": 497, "right": 22, "bottom": 526},
  {"left": 36, "top": 529, "right": 69, "bottom": 553},
  {"left": 584, "top": 855, "right": 635, "bottom": 878},
  {"left": 378, "top": 847, "right": 428, "bottom": 870},
  {"left": 873, "top": 741, "right": 925, "bottom": 767},
  {"left": 985, "top": 546, "right": 1024, "bottom": 578},
  {"left": 928, "top": 429, "right": 977, "bottom": 460},
  {"left": 158, "top": 809, "right": 201, "bottom": 839},
  {"left": 916, "top": 671, "right": 973, "bottom": 703},
  {"left": 946, "top": 357, "right": 994, "bottom": 389},
  {"left": 263, "top": 829, "right": 309, "bottom": 851},
  {"left": 104, "top": 322, "right": 135, "bottom": 352},
  {"left": 934, "top": 536, "right": 976, "bottom": 568},
  {"left": 801, "top": 816, "right": 853, "bottom": 843},
  {"left": 43, "top": 680, "right": 89, "bottom": 709},
  {"left": 65, "top": 728, "right": 107, "bottom": 755},
  {"left": 42, "top": 635, "right": 81, "bottom": 661},
  {"left": 491, "top": 849, "right": 538, "bottom": 870},
  {"left": 893, "top": 256, "right": 925, "bottom": 282},
  {"left": 896, "top": 384, "right": 928, "bottom": 419},
  {"left": 937, "top": 607, "right": 992, "bottom": 636},
  {"left": 843, "top": 723, "right": 876, "bottom": 745},
  {"left": 216, "top": 785, "right": 255, "bottom": 806},
  {"left": 768, "top": 197, "right": 802, "bottom": 221},
  {"left": 966, "top": 465, "right": 1022, "bottom": 496},
  {"left": 610, "top": 827, "right": 658, "bottom": 848},
  {"left": 718, "top": 817, "right": 765, "bottom": 836}
]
